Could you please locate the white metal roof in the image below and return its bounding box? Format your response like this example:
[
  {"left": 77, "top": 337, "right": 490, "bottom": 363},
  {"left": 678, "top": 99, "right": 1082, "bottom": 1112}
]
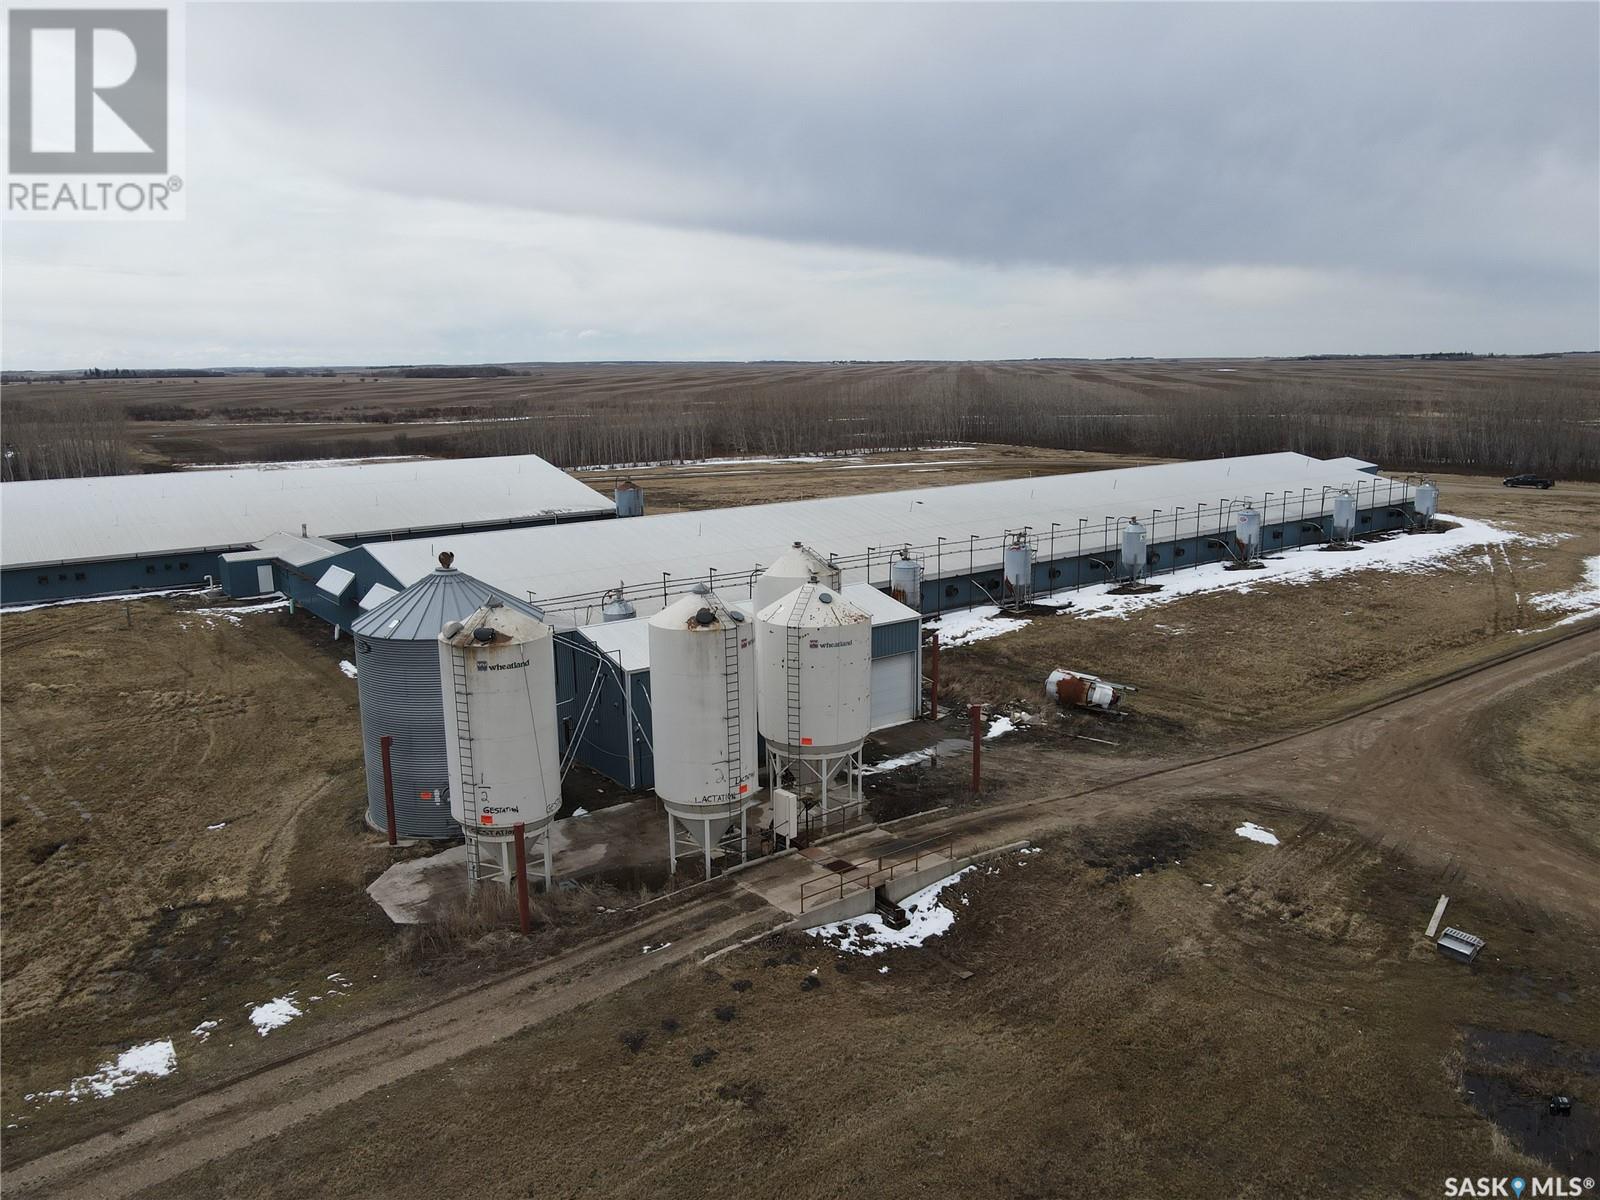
[
  {"left": 573, "top": 617, "right": 653, "bottom": 674},
  {"left": 222, "top": 531, "right": 347, "bottom": 567},
  {"left": 316, "top": 564, "right": 357, "bottom": 600},
  {"left": 584, "top": 582, "right": 917, "bottom": 674},
  {"left": 369, "top": 453, "right": 1396, "bottom": 622},
  {"left": 0, "top": 454, "right": 614, "bottom": 570},
  {"left": 358, "top": 583, "right": 400, "bottom": 611}
]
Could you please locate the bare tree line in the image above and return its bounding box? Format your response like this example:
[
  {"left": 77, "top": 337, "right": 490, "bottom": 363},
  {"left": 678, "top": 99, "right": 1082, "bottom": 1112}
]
[
  {"left": 4, "top": 361, "right": 1596, "bottom": 480},
  {"left": 458, "top": 363, "right": 1599, "bottom": 479},
  {"left": 1, "top": 394, "right": 130, "bottom": 481}
]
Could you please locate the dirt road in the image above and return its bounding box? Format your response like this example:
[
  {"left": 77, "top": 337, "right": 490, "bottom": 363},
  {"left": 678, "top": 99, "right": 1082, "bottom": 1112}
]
[
  {"left": 929, "top": 623, "right": 1600, "bottom": 921},
  {"left": 0, "top": 892, "right": 774, "bottom": 1200},
  {"left": 7, "top": 622, "right": 1594, "bottom": 1200}
]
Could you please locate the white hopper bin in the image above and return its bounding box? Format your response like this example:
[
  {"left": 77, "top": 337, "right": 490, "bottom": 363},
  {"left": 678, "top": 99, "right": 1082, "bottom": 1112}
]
[
  {"left": 1120, "top": 519, "right": 1147, "bottom": 583},
  {"left": 1415, "top": 480, "right": 1439, "bottom": 521},
  {"left": 756, "top": 579, "right": 872, "bottom": 830},
  {"left": 1234, "top": 506, "right": 1262, "bottom": 559},
  {"left": 1332, "top": 489, "right": 1357, "bottom": 541},
  {"left": 755, "top": 541, "right": 841, "bottom": 611},
  {"left": 438, "top": 599, "right": 562, "bottom": 891},
  {"left": 647, "top": 587, "right": 758, "bottom": 875},
  {"left": 888, "top": 552, "right": 924, "bottom": 611},
  {"left": 1002, "top": 537, "right": 1034, "bottom": 604}
]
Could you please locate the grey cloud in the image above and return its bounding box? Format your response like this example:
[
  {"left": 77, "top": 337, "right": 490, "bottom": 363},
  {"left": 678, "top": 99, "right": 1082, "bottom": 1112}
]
[{"left": 199, "top": 3, "right": 1598, "bottom": 293}]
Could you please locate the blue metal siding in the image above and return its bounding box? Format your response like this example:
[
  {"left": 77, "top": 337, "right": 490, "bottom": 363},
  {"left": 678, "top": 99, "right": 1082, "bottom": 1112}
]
[
  {"left": 2, "top": 552, "right": 222, "bottom": 605},
  {"left": 278, "top": 546, "right": 403, "bottom": 631},
  {"left": 916, "top": 499, "right": 1415, "bottom": 613},
  {"left": 0, "top": 509, "right": 613, "bottom": 607},
  {"left": 553, "top": 631, "right": 650, "bottom": 791},
  {"left": 337, "top": 508, "right": 615, "bottom": 547},
  {"left": 871, "top": 619, "right": 920, "bottom": 658},
  {"left": 219, "top": 555, "right": 273, "bottom": 598}
]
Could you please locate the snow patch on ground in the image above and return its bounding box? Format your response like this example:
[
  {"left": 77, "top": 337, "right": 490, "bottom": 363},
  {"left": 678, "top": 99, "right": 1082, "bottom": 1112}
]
[
  {"left": 247, "top": 995, "right": 302, "bottom": 1036},
  {"left": 2, "top": 587, "right": 201, "bottom": 614},
  {"left": 1526, "top": 555, "right": 1600, "bottom": 628},
  {"left": 573, "top": 448, "right": 972, "bottom": 473},
  {"left": 190, "top": 1020, "right": 219, "bottom": 1041},
  {"left": 1036, "top": 516, "right": 1533, "bottom": 623},
  {"left": 924, "top": 604, "right": 1030, "bottom": 647},
  {"left": 188, "top": 598, "right": 290, "bottom": 625},
  {"left": 26, "top": 1039, "right": 177, "bottom": 1103},
  {"left": 1235, "top": 822, "right": 1280, "bottom": 846},
  {"left": 985, "top": 714, "right": 1019, "bottom": 740},
  {"left": 339, "top": 660, "right": 358, "bottom": 679},
  {"left": 806, "top": 867, "right": 975, "bottom": 956},
  {"left": 863, "top": 747, "right": 937, "bottom": 775},
  {"left": 182, "top": 455, "right": 426, "bottom": 471}
]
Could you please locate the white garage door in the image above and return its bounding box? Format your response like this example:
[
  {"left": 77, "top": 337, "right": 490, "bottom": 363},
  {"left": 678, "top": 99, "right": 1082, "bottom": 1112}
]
[{"left": 870, "top": 653, "right": 917, "bottom": 731}]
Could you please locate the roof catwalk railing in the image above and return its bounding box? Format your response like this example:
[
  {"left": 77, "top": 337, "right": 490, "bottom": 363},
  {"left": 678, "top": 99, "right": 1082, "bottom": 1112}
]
[{"left": 526, "top": 477, "right": 1417, "bottom": 621}]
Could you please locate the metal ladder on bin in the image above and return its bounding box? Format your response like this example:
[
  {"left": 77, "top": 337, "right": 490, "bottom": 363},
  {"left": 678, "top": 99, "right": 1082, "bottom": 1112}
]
[
  {"left": 715, "top": 619, "right": 749, "bottom": 862},
  {"left": 719, "top": 620, "right": 743, "bottom": 801},
  {"left": 449, "top": 646, "right": 481, "bottom": 887},
  {"left": 782, "top": 583, "right": 810, "bottom": 793}
]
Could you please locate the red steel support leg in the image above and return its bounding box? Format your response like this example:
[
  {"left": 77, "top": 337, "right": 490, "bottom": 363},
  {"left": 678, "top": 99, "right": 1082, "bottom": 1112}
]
[
  {"left": 929, "top": 634, "right": 940, "bottom": 721},
  {"left": 380, "top": 735, "right": 397, "bottom": 846},
  {"left": 969, "top": 703, "right": 982, "bottom": 795},
  {"left": 514, "top": 822, "right": 531, "bottom": 935}
]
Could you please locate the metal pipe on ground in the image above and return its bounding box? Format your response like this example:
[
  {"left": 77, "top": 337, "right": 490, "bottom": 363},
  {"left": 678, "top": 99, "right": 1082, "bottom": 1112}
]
[{"left": 969, "top": 703, "right": 982, "bottom": 795}]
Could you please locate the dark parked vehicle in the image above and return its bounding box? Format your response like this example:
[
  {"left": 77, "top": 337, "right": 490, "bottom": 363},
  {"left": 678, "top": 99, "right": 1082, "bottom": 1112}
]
[{"left": 1502, "top": 474, "right": 1554, "bottom": 489}]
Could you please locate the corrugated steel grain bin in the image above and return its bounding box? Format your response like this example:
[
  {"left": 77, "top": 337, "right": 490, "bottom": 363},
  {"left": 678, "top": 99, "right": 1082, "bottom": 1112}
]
[{"left": 350, "top": 556, "right": 545, "bottom": 839}]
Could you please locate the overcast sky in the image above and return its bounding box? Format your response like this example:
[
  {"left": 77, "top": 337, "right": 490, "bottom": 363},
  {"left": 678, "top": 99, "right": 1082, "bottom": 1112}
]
[{"left": 4, "top": 2, "right": 1596, "bottom": 369}]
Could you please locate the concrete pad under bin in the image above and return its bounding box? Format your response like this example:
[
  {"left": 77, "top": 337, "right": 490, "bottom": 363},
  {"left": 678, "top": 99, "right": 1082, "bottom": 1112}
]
[{"left": 367, "top": 798, "right": 665, "bottom": 925}]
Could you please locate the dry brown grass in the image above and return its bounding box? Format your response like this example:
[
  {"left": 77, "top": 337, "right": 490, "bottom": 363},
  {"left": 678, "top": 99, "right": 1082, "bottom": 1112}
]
[
  {"left": 388, "top": 878, "right": 652, "bottom": 970},
  {"left": 147, "top": 811, "right": 1600, "bottom": 1199},
  {"left": 936, "top": 470, "right": 1600, "bottom": 749},
  {"left": 1470, "top": 660, "right": 1600, "bottom": 856}
]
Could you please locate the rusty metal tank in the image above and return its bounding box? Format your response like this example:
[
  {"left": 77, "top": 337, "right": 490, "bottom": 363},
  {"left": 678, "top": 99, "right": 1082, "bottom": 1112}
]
[
  {"left": 1045, "top": 668, "right": 1122, "bottom": 711},
  {"left": 888, "top": 552, "right": 924, "bottom": 610}
]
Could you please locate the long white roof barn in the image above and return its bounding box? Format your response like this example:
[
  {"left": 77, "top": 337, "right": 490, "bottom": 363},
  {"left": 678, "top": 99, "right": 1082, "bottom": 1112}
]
[
  {"left": 1, "top": 455, "right": 614, "bottom": 569},
  {"left": 360, "top": 452, "right": 1408, "bottom": 621}
]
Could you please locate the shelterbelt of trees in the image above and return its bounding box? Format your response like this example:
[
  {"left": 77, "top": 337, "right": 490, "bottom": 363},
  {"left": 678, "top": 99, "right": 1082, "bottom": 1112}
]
[{"left": 3, "top": 356, "right": 1595, "bottom": 482}]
